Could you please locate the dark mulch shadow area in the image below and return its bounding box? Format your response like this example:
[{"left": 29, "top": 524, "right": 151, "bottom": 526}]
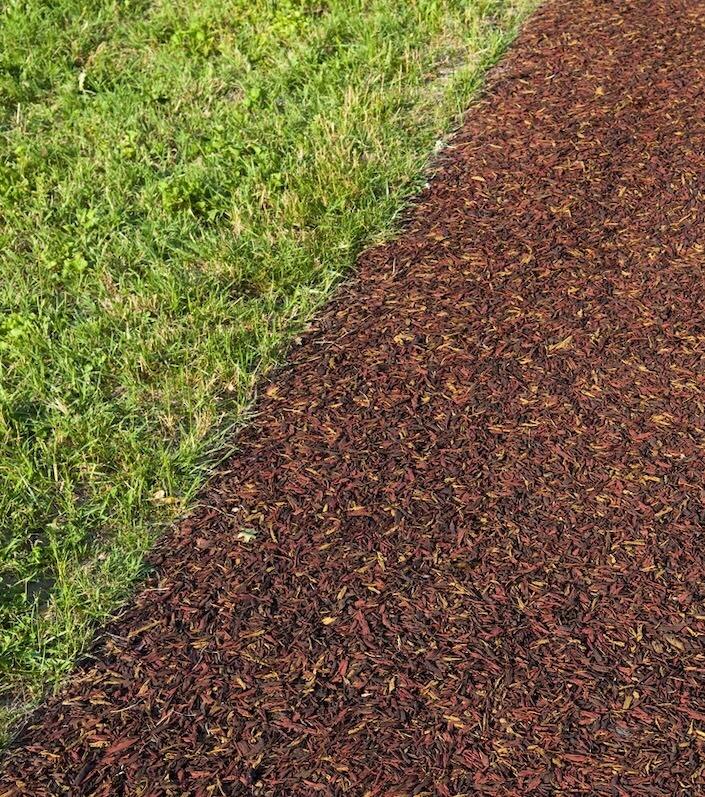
[{"left": 3, "top": 0, "right": 705, "bottom": 794}]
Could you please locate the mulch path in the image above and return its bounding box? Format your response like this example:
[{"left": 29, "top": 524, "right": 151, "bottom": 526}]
[{"left": 4, "top": 0, "right": 705, "bottom": 793}]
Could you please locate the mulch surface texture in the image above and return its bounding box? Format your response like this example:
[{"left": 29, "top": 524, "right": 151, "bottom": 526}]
[{"left": 4, "top": 0, "right": 705, "bottom": 794}]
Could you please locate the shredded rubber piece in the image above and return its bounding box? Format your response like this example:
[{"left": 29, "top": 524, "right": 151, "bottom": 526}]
[{"left": 3, "top": 0, "right": 705, "bottom": 793}]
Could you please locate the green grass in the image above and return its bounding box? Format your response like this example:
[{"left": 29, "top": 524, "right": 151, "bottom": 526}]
[{"left": 0, "top": 0, "right": 536, "bottom": 737}]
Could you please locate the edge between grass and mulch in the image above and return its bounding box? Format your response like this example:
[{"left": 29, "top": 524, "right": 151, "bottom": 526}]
[{"left": 0, "top": 0, "right": 539, "bottom": 744}]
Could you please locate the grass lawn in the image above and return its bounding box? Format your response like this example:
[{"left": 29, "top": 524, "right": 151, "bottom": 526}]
[{"left": 0, "top": 0, "right": 535, "bottom": 737}]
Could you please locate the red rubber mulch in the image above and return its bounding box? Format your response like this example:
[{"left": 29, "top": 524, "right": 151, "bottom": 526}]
[{"left": 4, "top": 0, "right": 705, "bottom": 794}]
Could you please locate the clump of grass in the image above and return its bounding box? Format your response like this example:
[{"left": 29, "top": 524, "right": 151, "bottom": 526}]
[{"left": 0, "top": 0, "right": 536, "bottom": 738}]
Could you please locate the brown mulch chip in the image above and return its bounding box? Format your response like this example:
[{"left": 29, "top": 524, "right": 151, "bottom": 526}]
[{"left": 4, "top": 0, "right": 705, "bottom": 794}]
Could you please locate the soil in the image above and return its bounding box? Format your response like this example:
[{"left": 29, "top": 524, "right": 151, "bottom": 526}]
[{"left": 3, "top": 0, "right": 705, "bottom": 794}]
